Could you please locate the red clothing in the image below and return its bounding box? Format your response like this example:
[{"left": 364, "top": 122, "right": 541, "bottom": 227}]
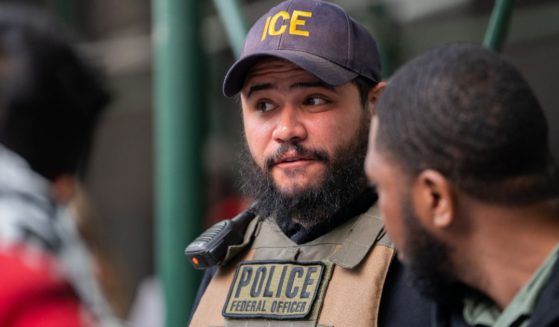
[
  {"left": 0, "top": 145, "right": 119, "bottom": 327},
  {"left": 0, "top": 247, "right": 92, "bottom": 327}
]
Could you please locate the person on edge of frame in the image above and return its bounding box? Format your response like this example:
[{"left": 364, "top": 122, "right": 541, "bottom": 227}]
[
  {"left": 0, "top": 5, "right": 122, "bottom": 327},
  {"left": 365, "top": 43, "right": 559, "bottom": 327}
]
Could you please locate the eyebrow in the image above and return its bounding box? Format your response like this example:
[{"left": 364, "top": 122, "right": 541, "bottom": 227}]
[
  {"left": 246, "top": 83, "right": 272, "bottom": 98},
  {"left": 246, "top": 80, "right": 336, "bottom": 98}
]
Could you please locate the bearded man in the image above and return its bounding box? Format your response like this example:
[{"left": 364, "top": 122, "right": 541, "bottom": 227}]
[
  {"left": 366, "top": 43, "right": 559, "bottom": 327},
  {"left": 188, "top": 1, "right": 431, "bottom": 326}
]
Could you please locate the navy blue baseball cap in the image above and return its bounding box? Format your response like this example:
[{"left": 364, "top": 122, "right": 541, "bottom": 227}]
[{"left": 223, "top": 0, "right": 382, "bottom": 97}]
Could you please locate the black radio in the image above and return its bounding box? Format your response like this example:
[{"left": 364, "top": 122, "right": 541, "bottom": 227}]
[{"left": 184, "top": 205, "right": 256, "bottom": 269}]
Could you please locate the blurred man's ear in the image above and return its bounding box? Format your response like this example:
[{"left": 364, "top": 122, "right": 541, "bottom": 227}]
[
  {"left": 413, "top": 169, "right": 455, "bottom": 229},
  {"left": 368, "top": 81, "right": 386, "bottom": 115},
  {"left": 51, "top": 174, "right": 77, "bottom": 204}
]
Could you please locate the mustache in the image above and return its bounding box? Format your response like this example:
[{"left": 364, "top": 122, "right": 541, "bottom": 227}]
[{"left": 265, "top": 142, "right": 329, "bottom": 171}]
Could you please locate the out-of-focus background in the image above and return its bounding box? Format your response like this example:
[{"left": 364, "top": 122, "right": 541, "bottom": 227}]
[{"left": 3, "top": 0, "right": 558, "bottom": 326}]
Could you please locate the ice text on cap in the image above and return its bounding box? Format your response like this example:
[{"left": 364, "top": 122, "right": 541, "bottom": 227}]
[{"left": 261, "top": 10, "right": 313, "bottom": 41}]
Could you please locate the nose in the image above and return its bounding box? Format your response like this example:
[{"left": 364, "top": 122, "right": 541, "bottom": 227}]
[{"left": 272, "top": 105, "right": 307, "bottom": 143}]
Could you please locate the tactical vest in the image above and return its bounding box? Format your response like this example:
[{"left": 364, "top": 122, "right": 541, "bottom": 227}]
[{"left": 190, "top": 205, "right": 394, "bottom": 327}]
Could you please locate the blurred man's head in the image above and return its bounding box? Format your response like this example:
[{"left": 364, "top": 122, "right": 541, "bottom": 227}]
[
  {"left": 365, "top": 43, "right": 559, "bottom": 301},
  {"left": 224, "top": 0, "right": 385, "bottom": 226},
  {"left": 0, "top": 5, "right": 110, "bottom": 183}
]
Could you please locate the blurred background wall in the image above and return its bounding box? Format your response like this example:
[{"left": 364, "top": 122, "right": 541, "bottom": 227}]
[{"left": 2, "top": 0, "right": 557, "bottom": 323}]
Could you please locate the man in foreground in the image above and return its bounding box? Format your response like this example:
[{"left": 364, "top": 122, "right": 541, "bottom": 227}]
[
  {"left": 366, "top": 43, "right": 559, "bottom": 326},
  {"left": 189, "top": 0, "right": 431, "bottom": 326},
  {"left": 0, "top": 6, "right": 121, "bottom": 327}
]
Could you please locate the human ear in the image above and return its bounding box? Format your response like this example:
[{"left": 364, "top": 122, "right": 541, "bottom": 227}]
[
  {"left": 414, "top": 169, "right": 455, "bottom": 229},
  {"left": 51, "top": 174, "right": 77, "bottom": 204},
  {"left": 368, "top": 81, "right": 386, "bottom": 115}
]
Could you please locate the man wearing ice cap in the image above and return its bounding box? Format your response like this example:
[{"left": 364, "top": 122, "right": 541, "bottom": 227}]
[{"left": 189, "top": 1, "right": 431, "bottom": 326}]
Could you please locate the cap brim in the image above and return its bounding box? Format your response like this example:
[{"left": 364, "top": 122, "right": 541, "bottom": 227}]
[{"left": 222, "top": 50, "right": 358, "bottom": 97}]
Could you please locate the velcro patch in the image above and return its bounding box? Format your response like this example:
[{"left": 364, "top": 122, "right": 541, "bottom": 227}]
[{"left": 223, "top": 261, "right": 326, "bottom": 320}]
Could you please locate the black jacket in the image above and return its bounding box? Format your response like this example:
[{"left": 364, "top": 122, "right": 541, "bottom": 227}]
[
  {"left": 190, "top": 189, "right": 433, "bottom": 326},
  {"left": 434, "top": 257, "right": 559, "bottom": 327},
  {"left": 529, "top": 258, "right": 559, "bottom": 327}
]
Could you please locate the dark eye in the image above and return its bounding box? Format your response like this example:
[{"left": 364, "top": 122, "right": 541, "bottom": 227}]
[
  {"left": 303, "top": 96, "right": 328, "bottom": 106},
  {"left": 255, "top": 100, "right": 276, "bottom": 113}
]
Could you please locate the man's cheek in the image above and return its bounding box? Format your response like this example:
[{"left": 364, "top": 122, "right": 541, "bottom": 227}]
[{"left": 245, "top": 143, "right": 266, "bottom": 172}]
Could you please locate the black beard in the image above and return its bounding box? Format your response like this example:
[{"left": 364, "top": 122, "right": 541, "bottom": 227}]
[
  {"left": 401, "top": 195, "right": 463, "bottom": 304},
  {"left": 238, "top": 118, "right": 370, "bottom": 228}
]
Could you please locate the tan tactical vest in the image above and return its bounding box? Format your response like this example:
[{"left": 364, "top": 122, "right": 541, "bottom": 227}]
[{"left": 190, "top": 205, "right": 395, "bottom": 327}]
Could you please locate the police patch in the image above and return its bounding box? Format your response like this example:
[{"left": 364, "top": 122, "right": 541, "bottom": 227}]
[{"left": 222, "top": 261, "right": 328, "bottom": 320}]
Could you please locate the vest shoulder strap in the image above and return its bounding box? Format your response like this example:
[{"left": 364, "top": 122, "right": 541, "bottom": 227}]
[
  {"left": 222, "top": 216, "right": 261, "bottom": 265},
  {"left": 328, "top": 204, "right": 393, "bottom": 268}
]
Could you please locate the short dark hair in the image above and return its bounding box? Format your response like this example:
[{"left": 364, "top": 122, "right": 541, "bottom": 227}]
[
  {"left": 352, "top": 76, "right": 376, "bottom": 108},
  {"left": 375, "top": 43, "right": 559, "bottom": 204},
  {"left": 0, "top": 5, "right": 110, "bottom": 181}
]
